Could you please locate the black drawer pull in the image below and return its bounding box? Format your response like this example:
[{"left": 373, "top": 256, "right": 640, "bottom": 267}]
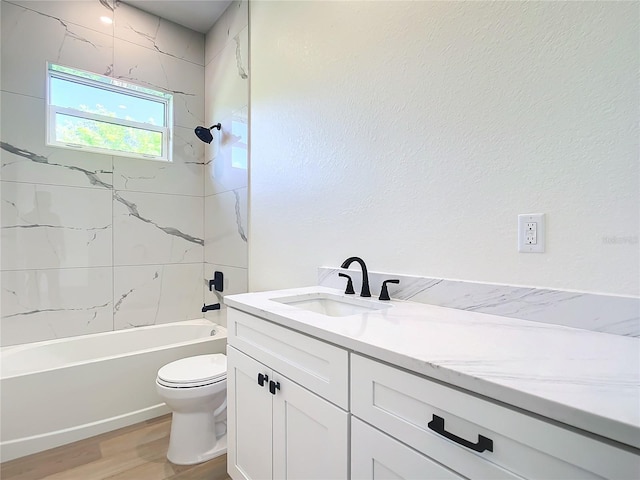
[
  {"left": 257, "top": 373, "right": 268, "bottom": 387},
  {"left": 269, "top": 380, "right": 281, "bottom": 395},
  {"left": 427, "top": 414, "right": 493, "bottom": 453}
]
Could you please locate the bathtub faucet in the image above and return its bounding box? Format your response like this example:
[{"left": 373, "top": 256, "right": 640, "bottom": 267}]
[{"left": 202, "top": 303, "right": 221, "bottom": 312}]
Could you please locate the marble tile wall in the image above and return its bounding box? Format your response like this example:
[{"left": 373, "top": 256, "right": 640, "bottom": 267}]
[
  {"left": 0, "top": 0, "right": 208, "bottom": 345},
  {"left": 319, "top": 267, "right": 640, "bottom": 337},
  {"left": 202, "top": 1, "right": 249, "bottom": 328}
]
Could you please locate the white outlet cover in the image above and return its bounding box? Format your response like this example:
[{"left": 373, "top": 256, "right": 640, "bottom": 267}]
[{"left": 518, "top": 213, "right": 545, "bottom": 253}]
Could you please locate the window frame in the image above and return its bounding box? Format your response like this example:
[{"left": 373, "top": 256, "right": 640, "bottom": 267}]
[{"left": 46, "top": 62, "right": 173, "bottom": 161}]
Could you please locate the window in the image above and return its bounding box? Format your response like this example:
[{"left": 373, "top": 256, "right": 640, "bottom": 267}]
[{"left": 46, "top": 63, "right": 173, "bottom": 161}]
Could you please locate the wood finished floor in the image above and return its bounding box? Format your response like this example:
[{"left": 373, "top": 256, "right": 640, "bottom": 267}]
[{"left": 0, "top": 415, "right": 231, "bottom": 480}]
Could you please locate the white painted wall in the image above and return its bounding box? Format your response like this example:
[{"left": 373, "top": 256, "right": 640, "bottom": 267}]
[{"left": 249, "top": 1, "right": 639, "bottom": 296}]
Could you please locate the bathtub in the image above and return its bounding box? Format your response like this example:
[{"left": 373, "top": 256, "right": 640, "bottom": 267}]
[{"left": 0, "top": 319, "right": 227, "bottom": 462}]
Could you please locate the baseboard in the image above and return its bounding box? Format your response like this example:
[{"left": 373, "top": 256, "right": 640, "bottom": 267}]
[{"left": 0, "top": 403, "right": 170, "bottom": 463}]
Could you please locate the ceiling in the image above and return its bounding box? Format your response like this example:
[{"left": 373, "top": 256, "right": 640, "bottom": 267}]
[{"left": 122, "top": 1, "right": 233, "bottom": 34}]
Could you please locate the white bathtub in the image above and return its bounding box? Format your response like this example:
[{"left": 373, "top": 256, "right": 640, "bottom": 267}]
[{"left": 0, "top": 319, "right": 227, "bottom": 462}]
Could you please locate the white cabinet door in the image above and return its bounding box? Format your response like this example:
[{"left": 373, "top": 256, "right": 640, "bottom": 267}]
[
  {"left": 228, "top": 345, "right": 349, "bottom": 480},
  {"left": 227, "top": 346, "right": 273, "bottom": 480},
  {"left": 272, "top": 371, "right": 349, "bottom": 480},
  {"left": 352, "top": 417, "right": 465, "bottom": 480}
]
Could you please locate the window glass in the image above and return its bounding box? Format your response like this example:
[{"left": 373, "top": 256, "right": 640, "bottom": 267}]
[
  {"left": 47, "top": 63, "right": 172, "bottom": 161},
  {"left": 55, "top": 113, "right": 163, "bottom": 157},
  {"left": 50, "top": 77, "right": 166, "bottom": 126}
]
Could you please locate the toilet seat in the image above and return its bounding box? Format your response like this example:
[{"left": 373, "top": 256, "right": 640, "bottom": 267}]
[{"left": 157, "top": 354, "right": 227, "bottom": 388}]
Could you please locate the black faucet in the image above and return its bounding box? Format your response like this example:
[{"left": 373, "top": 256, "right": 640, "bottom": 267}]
[{"left": 340, "top": 257, "right": 371, "bottom": 297}]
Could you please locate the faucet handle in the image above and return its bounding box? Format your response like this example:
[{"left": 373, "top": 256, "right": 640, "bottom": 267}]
[
  {"left": 379, "top": 279, "right": 400, "bottom": 301},
  {"left": 208, "top": 271, "right": 224, "bottom": 292},
  {"left": 338, "top": 273, "right": 355, "bottom": 295}
]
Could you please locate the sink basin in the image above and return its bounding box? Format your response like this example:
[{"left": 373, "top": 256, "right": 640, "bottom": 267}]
[{"left": 272, "top": 292, "right": 391, "bottom": 317}]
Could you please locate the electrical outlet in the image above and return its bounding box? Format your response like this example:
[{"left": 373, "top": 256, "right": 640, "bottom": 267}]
[
  {"left": 518, "top": 214, "right": 545, "bottom": 253},
  {"left": 525, "top": 222, "right": 537, "bottom": 245}
]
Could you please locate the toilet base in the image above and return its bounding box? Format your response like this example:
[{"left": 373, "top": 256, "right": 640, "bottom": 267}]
[
  {"left": 167, "top": 433, "right": 227, "bottom": 466},
  {"left": 165, "top": 408, "right": 227, "bottom": 465}
]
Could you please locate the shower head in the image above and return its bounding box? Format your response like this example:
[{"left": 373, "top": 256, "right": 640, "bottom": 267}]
[{"left": 194, "top": 123, "right": 221, "bottom": 144}]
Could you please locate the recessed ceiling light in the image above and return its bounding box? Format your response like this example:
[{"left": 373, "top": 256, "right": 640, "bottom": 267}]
[{"left": 100, "top": 16, "right": 113, "bottom": 25}]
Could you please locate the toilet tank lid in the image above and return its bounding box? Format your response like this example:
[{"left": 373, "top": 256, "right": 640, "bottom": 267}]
[{"left": 157, "top": 353, "right": 227, "bottom": 384}]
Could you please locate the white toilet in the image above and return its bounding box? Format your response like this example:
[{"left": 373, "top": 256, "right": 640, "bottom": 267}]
[{"left": 156, "top": 354, "right": 227, "bottom": 465}]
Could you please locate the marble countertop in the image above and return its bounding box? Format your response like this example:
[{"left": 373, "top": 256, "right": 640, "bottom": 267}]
[{"left": 225, "top": 286, "right": 640, "bottom": 449}]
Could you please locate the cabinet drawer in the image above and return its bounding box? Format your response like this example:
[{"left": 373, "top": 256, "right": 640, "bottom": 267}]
[
  {"left": 228, "top": 308, "right": 349, "bottom": 409},
  {"left": 352, "top": 416, "right": 466, "bottom": 480},
  {"left": 351, "top": 354, "right": 639, "bottom": 480}
]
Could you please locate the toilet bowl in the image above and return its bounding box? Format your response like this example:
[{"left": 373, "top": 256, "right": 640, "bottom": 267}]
[{"left": 156, "top": 354, "right": 227, "bottom": 465}]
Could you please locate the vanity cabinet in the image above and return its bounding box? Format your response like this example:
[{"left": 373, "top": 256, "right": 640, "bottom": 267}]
[
  {"left": 227, "top": 309, "right": 349, "bottom": 480},
  {"left": 226, "top": 304, "right": 639, "bottom": 480}
]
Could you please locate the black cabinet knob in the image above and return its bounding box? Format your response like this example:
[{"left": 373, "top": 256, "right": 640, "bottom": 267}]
[
  {"left": 257, "top": 373, "right": 269, "bottom": 387},
  {"left": 269, "top": 380, "right": 281, "bottom": 395}
]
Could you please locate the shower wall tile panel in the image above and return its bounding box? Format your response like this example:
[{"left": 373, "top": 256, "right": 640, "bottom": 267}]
[
  {"left": 204, "top": 188, "right": 248, "bottom": 268},
  {"left": 204, "top": 23, "right": 249, "bottom": 196},
  {"left": 204, "top": 105, "right": 248, "bottom": 196},
  {"left": 112, "top": 125, "right": 204, "bottom": 196},
  {"left": 1, "top": 267, "right": 113, "bottom": 346},
  {"left": 113, "top": 1, "right": 205, "bottom": 66},
  {"left": 113, "top": 263, "right": 204, "bottom": 329},
  {"left": 205, "top": 0, "right": 248, "bottom": 65},
  {"left": 204, "top": 25, "right": 249, "bottom": 134},
  {"left": 0, "top": 0, "right": 212, "bottom": 344},
  {"left": 10, "top": 0, "right": 116, "bottom": 35},
  {"left": 0, "top": 1, "right": 114, "bottom": 100},
  {"left": 1, "top": 181, "right": 112, "bottom": 270},
  {"left": 112, "top": 38, "right": 204, "bottom": 129},
  {"left": 1, "top": 92, "right": 114, "bottom": 189},
  {"left": 319, "top": 267, "right": 640, "bottom": 338},
  {"left": 202, "top": 0, "right": 249, "bottom": 303},
  {"left": 113, "top": 190, "right": 203, "bottom": 266}
]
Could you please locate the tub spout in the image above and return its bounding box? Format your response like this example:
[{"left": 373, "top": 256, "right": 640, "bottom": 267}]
[{"left": 202, "top": 303, "right": 221, "bottom": 312}]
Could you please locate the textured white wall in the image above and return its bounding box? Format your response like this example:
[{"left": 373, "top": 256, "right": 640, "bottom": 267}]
[{"left": 249, "top": 1, "right": 639, "bottom": 296}]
